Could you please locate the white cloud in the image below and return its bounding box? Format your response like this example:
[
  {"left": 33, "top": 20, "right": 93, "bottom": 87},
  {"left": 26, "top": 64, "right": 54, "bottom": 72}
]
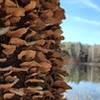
[
  {"left": 65, "top": 0, "right": 100, "bottom": 12},
  {"left": 80, "top": 0, "right": 100, "bottom": 12},
  {"left": 73, "top": 16, "right": 100, "bottom": 26}
]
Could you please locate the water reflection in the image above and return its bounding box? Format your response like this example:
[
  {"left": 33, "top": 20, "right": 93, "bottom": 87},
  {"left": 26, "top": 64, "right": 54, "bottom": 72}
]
[
  {"left": 65, "top": 65, "right": 100, "bottom": 100},
  {"left": 66, "top": 64, "right": 100, "bottom": 82},
  {"left": 65, "top": 81, "right": 100, "bottom": 100}
]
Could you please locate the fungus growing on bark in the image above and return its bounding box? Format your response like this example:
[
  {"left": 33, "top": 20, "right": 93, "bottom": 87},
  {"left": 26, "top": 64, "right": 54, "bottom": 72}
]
[{"left": 0, "top": 0, "right": 71, "bottom": 100}]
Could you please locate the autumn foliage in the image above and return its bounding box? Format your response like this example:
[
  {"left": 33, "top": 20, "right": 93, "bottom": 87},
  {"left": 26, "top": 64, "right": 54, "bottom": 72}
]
[{"left": 0, "top": 0, "right": 70, "bottom": 100}]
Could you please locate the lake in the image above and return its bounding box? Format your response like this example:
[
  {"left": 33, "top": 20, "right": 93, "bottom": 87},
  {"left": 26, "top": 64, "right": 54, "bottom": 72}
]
[{"left": 64, "top": 64, "right": 100, "bottom": 100}]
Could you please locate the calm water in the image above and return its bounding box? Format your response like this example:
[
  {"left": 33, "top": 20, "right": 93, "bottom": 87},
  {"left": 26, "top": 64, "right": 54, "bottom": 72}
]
[{"left": 64, "top": 64, "right": 100, "bottom": 100}]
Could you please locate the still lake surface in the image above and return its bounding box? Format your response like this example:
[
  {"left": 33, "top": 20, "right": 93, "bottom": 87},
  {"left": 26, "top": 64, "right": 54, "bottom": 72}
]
[{"left": 64, "top": 64, "right": 100, "bottom": 100}]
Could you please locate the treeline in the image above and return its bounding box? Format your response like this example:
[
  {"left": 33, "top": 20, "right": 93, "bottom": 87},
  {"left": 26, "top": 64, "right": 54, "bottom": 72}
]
[{"left": 61, "top": 42, "right": 100, "bottom": 63}]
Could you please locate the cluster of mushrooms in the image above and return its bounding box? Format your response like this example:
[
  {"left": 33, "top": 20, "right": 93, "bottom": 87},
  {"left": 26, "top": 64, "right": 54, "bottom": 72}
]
[{"left": 0, "top": 0, "right": 71, "bottom": 100}]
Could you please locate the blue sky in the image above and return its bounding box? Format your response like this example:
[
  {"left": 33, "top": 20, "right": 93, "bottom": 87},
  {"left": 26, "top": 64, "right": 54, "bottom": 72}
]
[{"left": 60, "top": 0, "right": 100, "bottom": 45}]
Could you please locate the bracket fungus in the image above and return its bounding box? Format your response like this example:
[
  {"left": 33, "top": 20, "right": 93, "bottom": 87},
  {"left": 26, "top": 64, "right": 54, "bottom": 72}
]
[{"left": 0, "top": 0, "right": 71, "bottom": 100}]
